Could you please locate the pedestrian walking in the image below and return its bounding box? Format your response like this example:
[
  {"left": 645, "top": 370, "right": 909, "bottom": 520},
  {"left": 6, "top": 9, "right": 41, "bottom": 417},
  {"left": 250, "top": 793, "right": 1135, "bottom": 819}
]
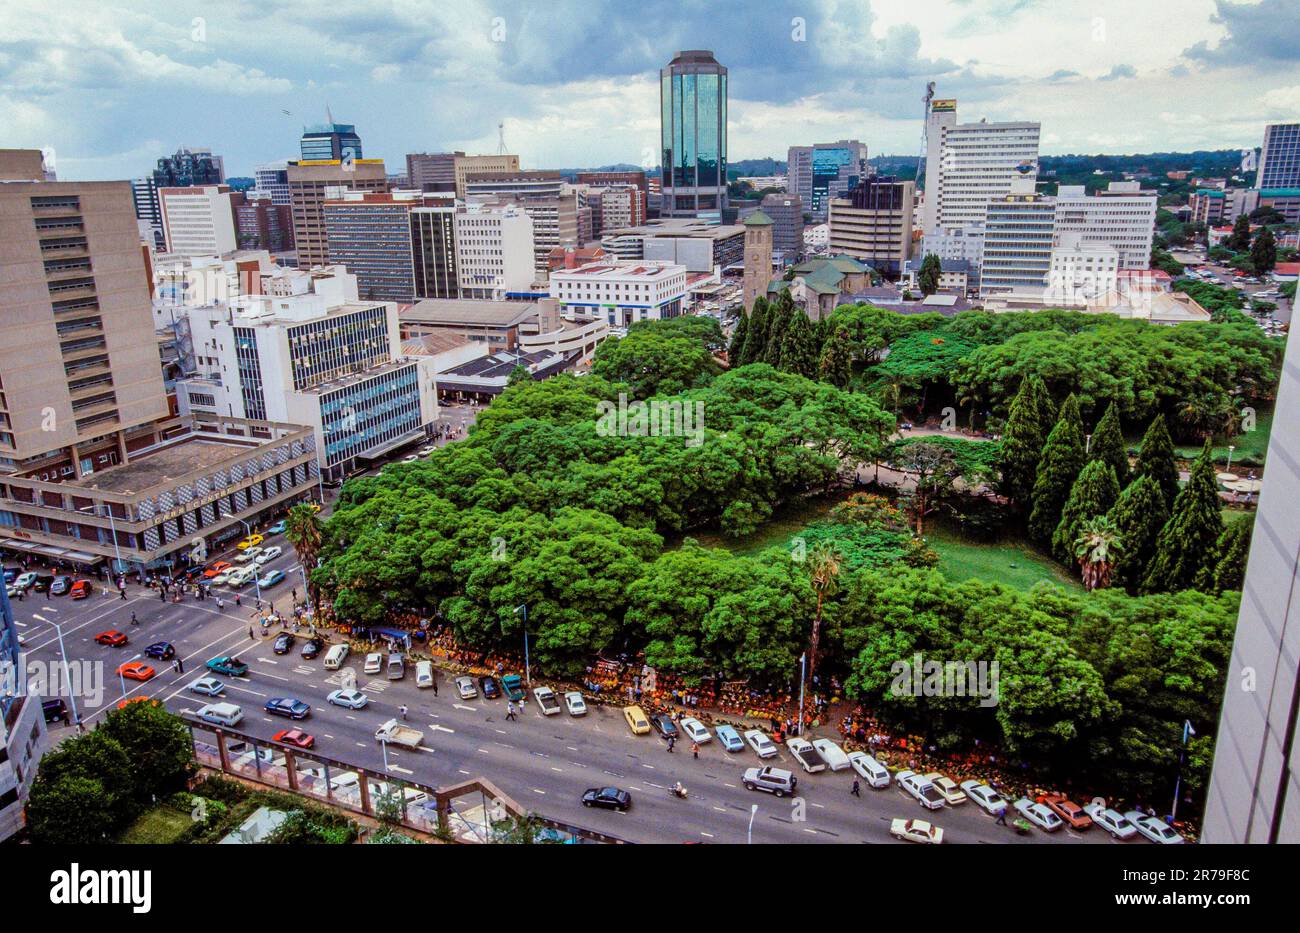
[
  {"left": 217, "top": 597, "right": 224, "bottom": 610},
  {"left": 667, "top": 737, "right": 675, "bottom": 753},
  {"left": 399, "top": 705, "right": 408, "bottom": 720},
  {"left": 995, "top": 805, "right": 1007, "bottom": 826},
  {"left": 235, "top": 593, "right": 241, "bottom": 607},
  {"left": 432, "top": 680, "right": 439, "bottom": 697},
  {"left": 249, "top": 627, "right": 255, "bottom": 641},
  {"left": 691, "top": 741, "right": 699, "bottom": 759},
  {"left": 176, "top": 657, "right": 184, "bottom": 674},
  {"left": 130, "top": 611, "right": 138, "bottom": 626},
  {"left": 119, "top": 586, "right": 127, "bottom": 601},
  {"left": 506, "top": 701, "right": 517, "bottom": 721},
  {"left": 851, "top": 779, "right": 861, "bottom": 797}
]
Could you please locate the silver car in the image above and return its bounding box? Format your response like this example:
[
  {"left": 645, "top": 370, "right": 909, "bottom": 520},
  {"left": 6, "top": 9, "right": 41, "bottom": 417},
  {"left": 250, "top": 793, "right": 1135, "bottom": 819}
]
[
  {"left": 1124, "top": 811, "right": 1184, "bottom": 844},
  {"left": 455, "top": 675, "right": 478, "bottom": 699}
]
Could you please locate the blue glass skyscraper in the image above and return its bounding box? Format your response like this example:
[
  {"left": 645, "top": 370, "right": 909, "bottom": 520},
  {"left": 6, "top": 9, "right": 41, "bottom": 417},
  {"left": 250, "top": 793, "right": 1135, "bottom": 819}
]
[
  {"left": 301, "top": 123, "right": 363, "bottom": 162},
  {"left": 660, "top": 50, "right": 727, "bottom": 218}
]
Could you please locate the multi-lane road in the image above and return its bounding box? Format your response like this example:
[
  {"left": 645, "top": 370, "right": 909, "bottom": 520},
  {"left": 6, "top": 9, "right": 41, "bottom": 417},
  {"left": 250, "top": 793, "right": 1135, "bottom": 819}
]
[{"left": 13, "top": 537, "right": 1121, "bottom": 846}]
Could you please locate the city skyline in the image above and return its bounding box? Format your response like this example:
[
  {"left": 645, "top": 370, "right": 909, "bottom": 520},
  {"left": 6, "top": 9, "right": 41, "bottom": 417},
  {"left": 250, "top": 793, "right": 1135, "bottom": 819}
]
[{"left": 2, "top": 0, "right": 1297, "bottom": 181}]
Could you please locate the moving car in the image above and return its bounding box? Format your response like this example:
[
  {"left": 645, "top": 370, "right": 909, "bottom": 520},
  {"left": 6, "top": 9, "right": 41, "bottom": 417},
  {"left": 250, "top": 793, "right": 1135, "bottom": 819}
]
[
  {"left": 960, "top": 780, "right": 1007, "bottom": 815},
  {"left": 42, "top": 699, "right": 69, "bottom": 724},
  {"left": 117, "top": 661, "right": 156, "bottom": 682},
  {"left": 680, "top": 717, "right": 711, "bottom": 744},
  {"left": 1124, "top": 812, "right": 1184, "bottom": 845},
  {"left": 623, "top": 705, "right": 651, "bottom": 735},
  {"left": 257, "top": 569, "right": 286, "bottom": 589},
  {"left": 14, "top": 572, "right": 38, "bottom": 591},
  {"left": 813, "top": 738, "right": 850, "bottom": 771},
  {"left": 326, "top": 689, "right": 369, "bottom": 710},
  {"left": 478, "top": 675, "right": 501, "bottom": 699},
  {"left": 95, "top": 630, "right": 128, "bottom": 647},
  {"left": 743, "top": 766, "right": 797, "bottom": 797},
  {"left": 266, "top": 520, "right": 287, "bottom": 535},
  {"left": 236, "top": 534, "right": 264, "bottom": 550},
  {"left": 744, "top": 729, "right": 778, "bottom": 759},
  {"left": 533, "top": 685, "right": 561, "bottom": 715},
  {"left": 233, "top": 547, "right": 261, "bottom": 564},
  {"left": 564, "top": 691, "right": 587, "bottom": 716},
  {"left": 1039, "top": 794, "right": 1093, "bottom": 830},
  {"left": 890, "top": 818, "right": 944, "bottom": 844},
  {"left": 273, "top": 632, "right": 295, "bottom": 654},
  {"left": 715, "top": 724, "right": 744, "bottom": 752},
  {"left": 264, "top": 697, "right": 311, "bottom": 719},
  {"left": 49, "top": 575, "right": 72, "bottom": 595},
  {"left": 144, "top": 641, "right": 176, "bottom": 660},
  {"left": 582, "top": 786, "right": 632, "bottom": 812},
  {"left": 847, "top": 751, "right": 890, "bottom": 788},
  {"left": 203, "top": 561, "right": 232, "bottom": 579},
  {"left": 363, "top": 652, "right": 384, "bottom": 675},
  {"left": 227, "top": 566, "right": 257, "bottom": 587},
  {"left": 374, "top": 719, "right": 423, "bottom": 749},
  {"left": 301, "top": 636, "right": 324, "bottom": 659},
  {"left": 255, "top": 546, "right": 282, "bottom": 565},
  {"left": 195, "top": 702, "right": 243, "bottom": 727},
  {"left": 785, "top": 737, "right": 827, "bottom": 774},
  {"left": 897, "top": 771, "right": 946, "bottom": 811},
  {"left": 206, "top": 656, "right": 249, "bottom": 677},
  {"left": 1014, "top": 797, "right": 1065, "bottom": 832},
  {"left": 1083, "top": 803, "right": 1139, "bottom": 840},
  {"left": 188, "top": 677, "right": 226, "bottom": 697},
  {"left": 500, "top": 674, "right": 526, "bottom": 702},
  {"left": 455, "top": 676, "right": 478, "bottom": 699},
  {"left": 69, "top": 579, "right": 92, "bottom": 599},
  {"left": 273, "top": 729, "right": 315, "bottom": 749},
  {"left": 923, "top": 773, "right": 968, "bottom": 805}
]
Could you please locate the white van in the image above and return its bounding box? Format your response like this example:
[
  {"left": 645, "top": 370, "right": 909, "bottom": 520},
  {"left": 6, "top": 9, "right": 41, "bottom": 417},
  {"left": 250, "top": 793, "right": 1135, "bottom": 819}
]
[
  {"left": 847, "top": 751, "right": 890, "bottom": 788},
  {"left": 196, "top": 702, "right": 243, "bottom": 727},
  {"left": 386, "top": 653, "right": 405, "bottom": 681},
  {"left": 415, "top": 660, "right": 434, "bottom": 689},
  {"left": 323, "top": 643, "right": 349, "bottom": 670}
]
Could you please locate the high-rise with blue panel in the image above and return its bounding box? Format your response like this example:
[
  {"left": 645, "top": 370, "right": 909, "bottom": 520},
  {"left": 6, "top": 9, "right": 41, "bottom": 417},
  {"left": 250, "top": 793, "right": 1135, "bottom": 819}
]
[{"left": 660, "top": 50, "right": 728, "bottom": 219}]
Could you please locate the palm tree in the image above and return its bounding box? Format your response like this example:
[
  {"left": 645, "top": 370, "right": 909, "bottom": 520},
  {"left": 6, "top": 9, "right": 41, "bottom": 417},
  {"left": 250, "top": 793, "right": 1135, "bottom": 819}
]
[
  {"left": 1073, "top": 515, "right": 1123, "bottom": 592},
  {"left": 804, "top": 544, "right": 841, "bottom": 725},
  {"left": 285, "top": 502, "right": 323, "bottom": 612}
]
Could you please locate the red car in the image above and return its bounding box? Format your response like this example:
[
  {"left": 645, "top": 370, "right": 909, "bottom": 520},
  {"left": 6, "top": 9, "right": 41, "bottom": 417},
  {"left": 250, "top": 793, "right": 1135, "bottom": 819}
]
[
  {"left": 203, "top": 561, "right": 232, "bottom": 579},
  {"left": 95, "top": 630, "right": 128, "bottom": 647},
  {"left": 117, "top": 661, "right": 156, "bottom": 682},
  {"left": 273, "top": 729, "right": 315, "bottom": 749},
  {"left": 1037, "top": 793, "right": 1093, "bottom": 830},
  {"left": 70, "top": 580, "right": 93, "bottom": 599}
]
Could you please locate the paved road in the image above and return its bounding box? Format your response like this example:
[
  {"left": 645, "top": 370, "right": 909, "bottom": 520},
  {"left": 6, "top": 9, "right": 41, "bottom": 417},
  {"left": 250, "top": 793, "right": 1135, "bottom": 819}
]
[{"left": 14, "top": 550, "right": 1128, "bottom": 846}]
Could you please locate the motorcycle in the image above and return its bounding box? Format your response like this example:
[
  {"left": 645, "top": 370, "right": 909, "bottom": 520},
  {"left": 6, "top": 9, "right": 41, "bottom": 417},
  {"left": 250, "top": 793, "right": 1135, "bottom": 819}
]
[{"left": 669, "top": 783, "right": 688, "bottom": 800}]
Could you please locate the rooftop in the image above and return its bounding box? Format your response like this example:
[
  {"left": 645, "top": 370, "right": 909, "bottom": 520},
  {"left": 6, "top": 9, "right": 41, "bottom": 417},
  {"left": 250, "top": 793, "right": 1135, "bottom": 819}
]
[
  {"left": 68, "top": 435, "right": 263, "bottom": 496},
  {"left": 553, "top": 261, "right": 683, "bottom": 281},
  {"left": 403, "top": 298, "right": 538, "bottom": 328}
]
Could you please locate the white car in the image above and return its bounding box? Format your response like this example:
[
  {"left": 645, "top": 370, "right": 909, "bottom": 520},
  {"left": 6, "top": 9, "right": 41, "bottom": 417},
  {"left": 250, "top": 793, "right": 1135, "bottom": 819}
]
[
  {"left": 744, "top": 729, "right": 778, "bottom": 759},
  {"left": 326, "top": 688, "right": 369, "bottom": 710},
  {"left": 897, "top": 771, "right": 946, "bottom": 811},
  {"left": 255, "top": 545, "right": 282, "bottom": 565},
  {"left": 564, "top": 691, "right": 587, "bottom": 716},
  {"left": 363, "top": 652, "right": 384, "bottom": 675},
  {"left": 1083, "top": 803, "right": 1139, "bottom": 839},
  {"left": 1124, "top": 811, "right": 1184, "bottom": 844},
  {"left": 847, "top": 751, "right": 890, "bottom": 788},
  {"left": 533, "top": 685, "right": 561, "bottom": 715},
  {"left": 812, "top": 738, "right": 850, "bottom": 771},
  {"left": 402, "top": 454, "right": 420, "bottom": 463},
  {"left": 233, "top": 547, "right": 261, "bottom": 564},
  {"left": 680, "top": 717, "right": 711, "bottom": 744},
  {"left": 923, "top": 773, "right": 967, "bottom": 805},
  {"left": 960, "top": 780, "right": 1008, "bottom": 816},
  {"left": 1014, "top": 797, "right": 1064, "bottom": 832},
  {"left": 455, "top": 675, "right": 477, "bottom": 699},
  {"left": 419, "top": 445, "right": 437, "bottom": 456},
  {"left": 188, "top": 677, "right": 225, "bottom": 697},
  {"left": 210, "top": 571, "right": 233, "bottom": 585},
  {"left": 227, "top": 566, "right": 257, "bottom": 587},
  {"left": 889, "top": 817, "right": 944, "bottom": 844}
]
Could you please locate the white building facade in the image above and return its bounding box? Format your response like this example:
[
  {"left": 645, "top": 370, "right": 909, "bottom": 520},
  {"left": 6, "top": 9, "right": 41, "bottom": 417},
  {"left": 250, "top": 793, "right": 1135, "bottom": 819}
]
[
  {"left": 160, "top": 185, "right": 238, "bottom": 257},
  {"left": 1054, "top": 182, "right": 1157, "bottom": 270},
  {"left": 454, "top": 201, "right": 536, "bottom": 300},
  {"left": 549, "top": 260, "right": 688, "bottom": 328}
]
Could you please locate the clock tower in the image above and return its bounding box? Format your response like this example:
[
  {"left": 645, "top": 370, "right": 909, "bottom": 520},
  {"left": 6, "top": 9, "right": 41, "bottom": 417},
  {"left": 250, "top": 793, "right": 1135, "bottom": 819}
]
[{"left": 741, "top": 210, "right": 773, "bottom": 315}]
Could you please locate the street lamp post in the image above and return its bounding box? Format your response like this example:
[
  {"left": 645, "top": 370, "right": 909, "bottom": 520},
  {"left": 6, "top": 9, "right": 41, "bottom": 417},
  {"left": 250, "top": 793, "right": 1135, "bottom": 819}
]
[
  {"left": 221, "top": 513, "right": 262, "bottom": 606},
  {"left": 1226, "top": 444, "right": 1236, "bottom": 473},
  {"left": 747, "top": 803, "right": 759, "bottom": 845},
  {"left": 513, "top": 604, "right": 531, "bottom": 688},
  {"left": 38, "top": 616, "right": 81, "bottom": 729},
  {"left": 380, "top": 737, "right": 390, "bottom": 772},
  {"left": 118, "top": 652, "right": 141, "bottom": 698},
  {"left": 79, "top": 504, "right": 124, "bottom": 579},
  {"left": 1085, "top": 433, "right": 1092, "bottom": 455},
  {"left": 797, "top": 653, "right": 806, "bottom": 736}
]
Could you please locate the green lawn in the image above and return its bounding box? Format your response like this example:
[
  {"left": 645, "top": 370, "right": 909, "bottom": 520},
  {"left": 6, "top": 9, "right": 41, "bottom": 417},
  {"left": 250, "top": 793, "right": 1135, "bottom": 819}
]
[
  {"left": 1156, "top": 407, "right": 1273, "bottom": 469},
  {"left": 118, "top": 804, "right": 194, "bottom": 844},
  {"left": 923, "top": 521, "right": 1082, "bottom": 591}
]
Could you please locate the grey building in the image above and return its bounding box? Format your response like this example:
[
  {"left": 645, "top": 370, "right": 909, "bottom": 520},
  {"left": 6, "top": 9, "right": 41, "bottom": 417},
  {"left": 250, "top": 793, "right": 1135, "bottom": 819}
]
[
  {"left": 760, "top": 193, "right": 804, "bottom": 260},
  {"left": 787, "top": 140, "right": 869, "bottom": 220},
  {"left": 1, "top": 583, "right": 51, "bottom": 841},
  {"left": 406, "top": 152, "right": 460, "bottom": 191},
  {"left": 659, "top": 50, "right": 728, "bottom": 219}
]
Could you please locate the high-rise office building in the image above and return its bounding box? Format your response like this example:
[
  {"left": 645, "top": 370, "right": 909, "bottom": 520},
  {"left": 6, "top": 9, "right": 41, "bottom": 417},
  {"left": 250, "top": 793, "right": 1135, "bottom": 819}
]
[
  {"left": 406, "top": 152, "right": 460, "bottom": 191},
  {"left": 153, "top": 146, "right": 224, "bottom": 187},
  {"left": 410, "top": 193, "right": 459, "bottom": 300},
  {"left": 787, "top": 141, "right": 869, "bottom": 220},
  {"left": 1255, "top": 123, "right": 1300, "bottom": 190},
  {"left": 463, "top": 171, "right": 576, "bottom": 273},
  {"left": 455, "top": 200, "right": 536, "bottom": 300},
  {"left": 287, "top": 159, "right": 388, "bottom": 268},
  {"left": 159, "top": 184, "right": 239, "bottom": 257},
  {"left": 235, "top": 199, "right": 294, "bottom": 252},
  {"left": 323, "top": 190, "right": 433, "bottom": 302},
  {"left": 760, "top": 193, "right": 805, "bottom": 259},
  {"left": 1201, "top": 322, "right": 1300, "bottom": 844},
  {"left": 978, "top": 177, "right": 1056, "bottom": 296},
  {"left": 660, "top": 50, "right": 728, "bottom": 218},
  {"left": 300, "top": 123, "right": 363, "bottom": 162},
  {"left": 253, "top": 161, "right": 292, "bottom": 205},
  {"left": 131, "top": 176, "right": 164, "bottom": 249},
  {"left": 452, "top": 154, "right": 521, "bottom": 198},
  {"left": 921, "top": 97, "right": 1040, "bottom": 234},
  {"left": 1053, "top": 181, "right": 1157, "bottom": 270},
  {"left": 827, "top": 176, "right": 915, "bottom": 275}
]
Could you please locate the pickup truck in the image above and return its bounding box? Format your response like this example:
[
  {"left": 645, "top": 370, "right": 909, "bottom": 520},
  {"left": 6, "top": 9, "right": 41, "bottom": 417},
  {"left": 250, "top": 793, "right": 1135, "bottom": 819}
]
[
  {"left": 533, "top": 686, "right": 561, "bottom": 715},
  {"left": 785, "top": 737, "right": 827, "bottom": 774},
  {"left": 500, "top": 674, "right": 526, "bottom": 702},
  {"left": 206, "top": 656, "right": 249, "bottom": 677},
  {"left": 374, "top": 719, "right": 424, "bottom": 749}
]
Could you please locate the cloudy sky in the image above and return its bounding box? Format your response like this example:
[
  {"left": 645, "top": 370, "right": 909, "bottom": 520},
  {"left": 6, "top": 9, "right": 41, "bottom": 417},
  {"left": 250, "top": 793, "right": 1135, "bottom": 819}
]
[{"left": 2, "top": 0, "right": 1297, "bottom": 181}]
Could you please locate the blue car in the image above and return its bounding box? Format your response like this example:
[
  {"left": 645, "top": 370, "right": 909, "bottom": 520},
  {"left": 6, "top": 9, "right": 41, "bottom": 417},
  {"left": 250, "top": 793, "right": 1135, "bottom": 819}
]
[
  {"left": 715, "top": 723, "right": 745, "bottom": 752},
  {"left": 257, "top": 569, "right": 286, "bottom": 589},
  {"left": 266, "top": 520, "right": 287, "bottom": 535},
  {"left": 265, "top": 697, "right": 311, "bottom": 720},
  {"left": 144, "top": 641, "right": 176, "bottom": 660}
]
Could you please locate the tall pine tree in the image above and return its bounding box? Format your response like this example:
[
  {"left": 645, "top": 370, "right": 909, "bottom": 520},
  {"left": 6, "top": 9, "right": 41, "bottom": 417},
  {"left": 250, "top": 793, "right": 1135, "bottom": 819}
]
[
  {"left": 818, "top": 328, "right": 854, "bottom": 387},
  {"left": 1141, "top": 441, "right": 1225, "bottom": 594},
  {"left": 996, "top": 374, "right": 1054, "bottom": 508},
  {"left": 764, "top": 290, "right": 795, "bottom": 366},
  {"left": 1208, "top": 518, "right": 1252, "bottom": 594},
  {"left": 1052, "top": 459, "right": 1121, "bottom": 564},
  {"left": 739, "top": 296, "right": 769, "bottom": 365},
  {"left": 1028, "top": 393, "right": 1086, "bottom": 545},
  {"left": 727, "top": 311, "right": 749, "bottom": 364},
  {"left": 1132, "top": 413, "right": 1180, "bottom": 512},
  {"left": 1105, "top": 474, "right": 1169, "bottom": 593},
  {"left": 1088, "top": 401, "right": 1130, "bottom": 487},
  {"left": 781, "top": 309, "right": 818, "bottom": 377}
]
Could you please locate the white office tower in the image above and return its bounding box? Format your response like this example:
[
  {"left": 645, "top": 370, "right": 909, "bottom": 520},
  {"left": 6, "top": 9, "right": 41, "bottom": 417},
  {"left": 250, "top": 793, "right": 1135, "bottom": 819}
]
[
  {"left": 921, "top": 98, "right": 1040, "bottom": 235},
  {"left": 454, "top": 200, "right": 536, "bottom": 300},
  {"left": 1054, "top": 182, "right": 1157, "bottom": 270},
  {"left": 978, "top": 176, "right": 1055, "bottom": 297}
]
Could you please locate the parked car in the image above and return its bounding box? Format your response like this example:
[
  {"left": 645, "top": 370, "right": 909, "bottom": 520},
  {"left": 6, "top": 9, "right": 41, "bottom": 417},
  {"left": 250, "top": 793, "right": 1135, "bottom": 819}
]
[
  {"left": 813, "top": 738, "right": 850, "bottom": 771},
  {"left": 49, "top": 575, "right": 72, "bottom": 595},
  {"left": 255, "top": 546, "right": 282, "bottom": 565},
  {"left": 257, "top": 569, "right": 286, "bottom": 589},
  {"left": 923, "top": 773, "right": 968, "bottom": 805},
  {"left": 206, "top": 656, "right": 249, "bottom": 677},
  {"left": 680, "top": 717, "right": 711, "bottom": 744},
  {"left": 264, "top": 697, "right": 311, "bottom": 719},
  {"left": 500, "top": 674, "right": 526, "bottom": 702},
  {"left": 188, "top": 677, "right": 226, "bottom": 697},
  {"left": 785, "top": 737, "right": 827, "bottom": 774},
  {"left": 31, "top": 573, "right": 54, "bottom": 592},
  {"left": 272, "top": 632, "right": 295, "bottom": 655},
  {"left": 95, "top": 630, "right": 128, "bottom": 647},
  {"left": 478, "top": 675, "right": 501, "bottom": 699},
  {"left": 651, "top": 714, "right": 679, "bottom": 740},
  {"left": 144, "top": 641, "right": 175, "bottom": 660},
  {"left": 564, "top": 691, "right": 587, "bottom": 716},
  {"left": 1083, "top": 803, "right": 1139, "bottom": 839},
  {"left": 960, "top": 780, "right": 1007, "bottom": 816},
  {"left": 117, "top": 661, "right": 155, "bottom": 682},
  {"left": 848, "top": 751, "right": 890, "bottom": 788},
  {"left": 533, "top": 686, "right": 561, "bottom": 715},
  {"left": 455, "top": 676, "right": 478, "bottom": 699},
  {"left": 1124, "top": 812, "right": 1184, "bottom": 844},
  {"left": 890, "top": 818, "right": 944, "bottom": 844},
  {"left": 715, "top": 724, "right": 744, "bottom": 752},
  {"left": 582, "top": 786, "right": 632, "bottom": 812},
  {"left": 14, "top": 572, "right": 38, "bottom": 591},
  {"left": 1014, "top": 797, "right": 1065, "bottom": 832},
  {"left": 897, "top": 771, "right": 946, "bottom": 811},
  {"left": 301, "top": 636, "right": 324, "bottom": 659},
  {"left": 743, "top": 766, "right": 797, "bottom": 797},
  {"left": 42, "top": 699, "right": 69, "bottom": 724},
  {"left": 69, "top": 580, "right": 93, "bottom": 599},
  {"left": 743, "top": 729, "right": 778, "bottom": 759},
  {"left": 326, "top": 688, "right": 369, "bottom": 710},
  {"left": 1038, "top": 794, "right": 1093, "bottom": 830},
  {"left": 273, "top": 729, "right": 315, "bottom": 749},
  {"left": 623, "top": 705, "right": 651, "bottom": 735},
  {"left": 363, "top": 652, "right": 384, "bottom": 675}
]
